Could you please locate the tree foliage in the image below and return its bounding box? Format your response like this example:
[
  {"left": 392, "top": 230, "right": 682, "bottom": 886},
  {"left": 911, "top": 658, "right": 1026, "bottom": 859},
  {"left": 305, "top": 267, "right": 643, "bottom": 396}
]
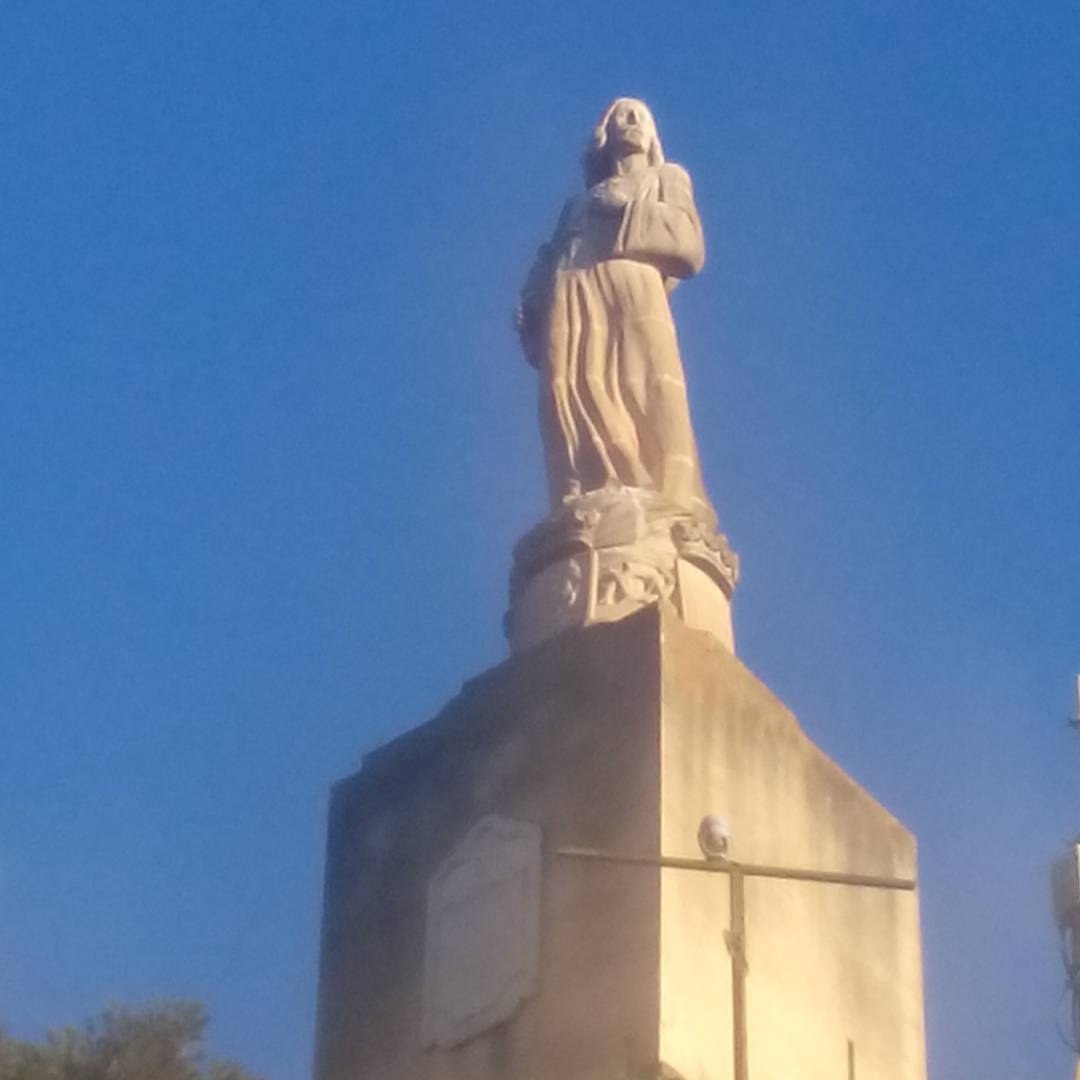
[{"left": 0, "top": 1001, "right": 263, "bottom": 1080}]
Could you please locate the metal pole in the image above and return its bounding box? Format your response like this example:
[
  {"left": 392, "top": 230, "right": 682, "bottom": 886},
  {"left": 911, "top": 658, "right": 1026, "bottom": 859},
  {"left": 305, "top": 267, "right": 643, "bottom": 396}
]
[
  {"left": 554, "top": 845, "right": 915, "bottom": 1079},
  {"left": 729, "top": 866, "right": 749, "bottom": 1080},
  {"left": 555, "top": 846, "right": 916, "bottom": 892}
]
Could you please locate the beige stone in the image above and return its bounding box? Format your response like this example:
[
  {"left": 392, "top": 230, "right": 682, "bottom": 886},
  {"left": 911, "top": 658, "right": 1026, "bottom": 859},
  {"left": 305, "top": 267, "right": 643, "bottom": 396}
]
[
  {"left": 314, "top": 607, "right": 926, "bottom": 1080},
  {"left": 422, "top": 816, "right": 541, "bottom": 1048},
  {"left": 675, "top": 557, "right": 734, "bottom": 652},
  {"left": 512, "top": 99, "right": 738, "bottom": 654},
  {"left": 507, "top": 485, "right": 738, "bottom": 655},
  {"left": 517, "top": 98, "right": 714, "bottom": 526},
  {"left": 656, "top": 612, "right": 925, "bottom": 1080}
]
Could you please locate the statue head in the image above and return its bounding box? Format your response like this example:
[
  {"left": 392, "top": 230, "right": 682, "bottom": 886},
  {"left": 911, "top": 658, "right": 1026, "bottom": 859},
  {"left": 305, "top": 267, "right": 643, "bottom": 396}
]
[{"left": 583, "top": 97, "right": 665, "bottom": 187}]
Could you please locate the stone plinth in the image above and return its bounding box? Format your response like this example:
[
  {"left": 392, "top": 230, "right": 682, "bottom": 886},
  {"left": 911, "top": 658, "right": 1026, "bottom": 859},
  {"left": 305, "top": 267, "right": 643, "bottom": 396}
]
[
  {"left": 314, "top": 606, "right": 926, "bottom": 1080},
  {"left": 506, "top": 486, "right": 739, "bottom": 655}
]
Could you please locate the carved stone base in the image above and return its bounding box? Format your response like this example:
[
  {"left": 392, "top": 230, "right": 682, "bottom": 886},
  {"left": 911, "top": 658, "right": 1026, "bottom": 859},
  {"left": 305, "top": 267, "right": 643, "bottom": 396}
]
[{"left": 506, "top": 486, "right": 740, "bottom": 654}]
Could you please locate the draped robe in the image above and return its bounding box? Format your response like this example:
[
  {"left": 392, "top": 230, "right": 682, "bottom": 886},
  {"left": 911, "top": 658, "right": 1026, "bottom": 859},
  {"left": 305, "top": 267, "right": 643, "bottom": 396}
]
[{"left": 520, "top": 161, "right": 716, "bottom": 528}]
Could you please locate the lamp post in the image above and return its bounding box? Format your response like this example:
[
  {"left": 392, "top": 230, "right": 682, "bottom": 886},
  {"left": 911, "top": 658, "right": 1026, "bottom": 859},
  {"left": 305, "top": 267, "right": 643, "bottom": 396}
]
[{"left": 556, "top": 827, "right": 916, "bottom": 1080}]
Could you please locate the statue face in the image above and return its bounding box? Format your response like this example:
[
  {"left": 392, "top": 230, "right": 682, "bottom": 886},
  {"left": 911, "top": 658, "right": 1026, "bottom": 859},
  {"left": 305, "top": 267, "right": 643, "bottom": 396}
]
[{"left": 604, "top": 98, "right": 656, "bottom": 158}]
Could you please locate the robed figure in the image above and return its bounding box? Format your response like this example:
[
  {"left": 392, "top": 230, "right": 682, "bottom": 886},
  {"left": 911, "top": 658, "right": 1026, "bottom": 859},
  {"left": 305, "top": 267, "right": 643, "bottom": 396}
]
[{"left": 517, "top": 97, "right": 717, "bottom": 530}]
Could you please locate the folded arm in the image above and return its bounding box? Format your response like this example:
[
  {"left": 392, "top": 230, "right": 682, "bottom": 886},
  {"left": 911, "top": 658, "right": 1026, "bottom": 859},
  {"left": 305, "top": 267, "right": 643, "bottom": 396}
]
[{"left": 614, "top": 163, "right": 705, "bottom": 280}]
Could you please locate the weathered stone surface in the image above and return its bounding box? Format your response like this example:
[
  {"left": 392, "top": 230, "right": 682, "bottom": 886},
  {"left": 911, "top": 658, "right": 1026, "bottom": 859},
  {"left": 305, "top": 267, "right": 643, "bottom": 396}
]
[
  {"left": 507, "top": 486, "right": 738, "bottom": 654},
  {"left": 314, "top": 610, "right": 663, "bottom": 1080},
  {"left": 516, "top": 99, "right": 715, "bottom": 529},
  {"left": 422, "top": 815, "right": 541, "bottom": 1049},
  {"left": 512, "top": 97, "right": 739, "bottom": 651},
  {"left": 314, "top": 606, "right": 926, "bottom": 1080},
  {"left": 655, "top": 612, "right": 926, "bottom": 1080}
]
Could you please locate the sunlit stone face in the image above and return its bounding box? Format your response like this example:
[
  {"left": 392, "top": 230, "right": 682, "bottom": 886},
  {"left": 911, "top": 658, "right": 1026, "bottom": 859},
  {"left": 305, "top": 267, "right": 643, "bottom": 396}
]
[{"left": 604, "top": 97, "right": 656, "bottom": 158}]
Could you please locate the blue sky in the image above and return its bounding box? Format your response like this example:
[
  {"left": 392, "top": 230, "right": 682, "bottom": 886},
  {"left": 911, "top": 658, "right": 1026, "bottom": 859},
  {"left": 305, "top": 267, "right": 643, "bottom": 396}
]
[{"left": 1, "top": 2, "right": 1078, "bottom": 1077}]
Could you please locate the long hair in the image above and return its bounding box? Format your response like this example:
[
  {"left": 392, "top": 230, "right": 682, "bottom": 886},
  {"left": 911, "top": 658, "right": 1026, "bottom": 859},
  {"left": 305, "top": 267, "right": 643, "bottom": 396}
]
[{"left": 582, "top": 97, "right": 665, "bottom": 188}]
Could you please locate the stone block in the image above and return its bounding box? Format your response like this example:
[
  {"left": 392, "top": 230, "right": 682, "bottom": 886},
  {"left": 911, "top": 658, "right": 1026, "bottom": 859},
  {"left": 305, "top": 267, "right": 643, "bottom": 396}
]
[{"left": 314, "top": 606, "right": 925, "bottom": 1080}]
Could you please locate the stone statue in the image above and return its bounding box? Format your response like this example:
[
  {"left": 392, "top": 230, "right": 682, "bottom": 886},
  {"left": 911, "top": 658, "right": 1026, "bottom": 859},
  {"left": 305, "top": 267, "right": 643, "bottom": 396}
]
[
  {"left": 508, "top": 98, "right": 738, "bottom": 654},
  {"left": 516, "top": 97, "right": 715, "bottom": 528}
]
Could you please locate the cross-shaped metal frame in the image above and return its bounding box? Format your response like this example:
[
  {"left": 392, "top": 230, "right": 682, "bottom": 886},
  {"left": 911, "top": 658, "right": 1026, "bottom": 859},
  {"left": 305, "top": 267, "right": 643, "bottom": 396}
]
[{"left": 556, "top": 845, "right": 916, "bottom": 1080}]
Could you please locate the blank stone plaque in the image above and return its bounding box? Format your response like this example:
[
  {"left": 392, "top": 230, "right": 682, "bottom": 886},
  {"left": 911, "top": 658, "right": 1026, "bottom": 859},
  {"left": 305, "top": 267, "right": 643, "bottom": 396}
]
[{"left": 421, "top": 816, "right": 541, "bottom": 1049}]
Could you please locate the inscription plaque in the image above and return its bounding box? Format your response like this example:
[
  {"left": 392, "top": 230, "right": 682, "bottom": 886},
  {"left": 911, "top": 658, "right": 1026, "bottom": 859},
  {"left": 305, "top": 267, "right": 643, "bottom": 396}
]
[{"left": 422, "top": 815, "right": 542, "bottom": 1048}]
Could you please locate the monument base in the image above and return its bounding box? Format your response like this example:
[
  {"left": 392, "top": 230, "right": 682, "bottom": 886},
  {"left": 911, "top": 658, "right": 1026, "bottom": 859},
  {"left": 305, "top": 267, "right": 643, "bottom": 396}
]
[
  {"left": 314, "top": 606, "right": 926, "bottom": 1080},
  {"left": 506, "top": 487, "right": 739, "bottom": 654}
]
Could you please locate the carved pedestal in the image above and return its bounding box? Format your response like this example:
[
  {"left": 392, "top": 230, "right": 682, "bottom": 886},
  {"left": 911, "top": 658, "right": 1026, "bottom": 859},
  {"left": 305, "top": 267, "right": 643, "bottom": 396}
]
[
  {"left": 506, "top": 486, "right": 740, "bottom": 654},
  {"left": 313, "top": 608, "right": 926, "bottom": 1080}
]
